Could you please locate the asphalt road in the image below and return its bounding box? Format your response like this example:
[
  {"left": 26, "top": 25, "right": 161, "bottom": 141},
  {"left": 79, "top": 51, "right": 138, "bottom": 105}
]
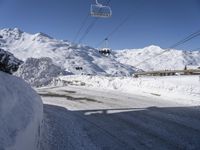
[{"left": 38, "top": 86, "right": 200, "bottom": 150}]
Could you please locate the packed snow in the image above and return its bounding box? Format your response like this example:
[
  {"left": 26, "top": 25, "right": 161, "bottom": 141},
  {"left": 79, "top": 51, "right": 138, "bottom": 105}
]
[
  {"left": 0, "top": 71, "right": 43, "bottom": 150},
  {"left": 53, "top": 75, "right": 200, "bottom": 105},
  {"left": 0, "top": 28, "right": 137, "bottom": 76},
  {"left": 15, "top": 57, "right": 71, "bottom": 87},
  {"left": 39, "top": 83, "right": 200, "bottom": 150},
  {"left": 114, "top": 45, "right": 200, "bottom": 71}
]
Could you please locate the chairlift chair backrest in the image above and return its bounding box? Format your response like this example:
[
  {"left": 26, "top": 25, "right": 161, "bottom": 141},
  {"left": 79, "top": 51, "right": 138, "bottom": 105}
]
[{"left": 90, "top": 0, "right": 112, "bottom": 18}]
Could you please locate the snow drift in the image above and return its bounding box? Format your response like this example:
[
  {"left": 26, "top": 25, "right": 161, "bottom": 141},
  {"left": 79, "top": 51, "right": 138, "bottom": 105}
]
[
  {"left": 0, "top": 28, "right": 137, "bottom": 76},
  {"left": 55, "top": 75, "right": 200, "bottom": 105},
  {"left": 0, "top": 71, "right": 43, "bottom": 150},
  {"left": 15, "top": 57, "right": 71, "bottom": 87}
]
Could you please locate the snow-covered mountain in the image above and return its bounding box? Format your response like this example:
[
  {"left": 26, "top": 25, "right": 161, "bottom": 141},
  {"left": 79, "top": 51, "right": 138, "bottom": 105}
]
[
  {"left": 15, "top": 57, "right": 72, "bottom": 87},
  {"left": 114, "top": 45, "right": 200, "bottom": 71},
  {"left": 0, "top": 28, "right": 137, "bottom": 76},
  {"left": 1, "top": 28, "right": 199, "bottom": 74}
]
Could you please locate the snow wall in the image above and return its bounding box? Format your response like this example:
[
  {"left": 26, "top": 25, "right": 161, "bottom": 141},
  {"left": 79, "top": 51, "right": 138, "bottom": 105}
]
[{"left": 0, "top": 71, "right": 43, "bottom": 150}]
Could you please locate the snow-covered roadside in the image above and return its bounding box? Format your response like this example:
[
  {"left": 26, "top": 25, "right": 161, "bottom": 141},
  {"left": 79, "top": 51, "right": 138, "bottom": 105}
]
[
  {"left": 0, "top": 71, "right": 43, "bottom": 150},
  {"left": 54, "top": 75, "right": 200, "bottom": 105}
]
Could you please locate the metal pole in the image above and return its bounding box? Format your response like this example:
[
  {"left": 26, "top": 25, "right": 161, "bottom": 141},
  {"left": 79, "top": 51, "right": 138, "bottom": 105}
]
[{"left": 95, "top": 0, "right": 102, "bottom": 6}]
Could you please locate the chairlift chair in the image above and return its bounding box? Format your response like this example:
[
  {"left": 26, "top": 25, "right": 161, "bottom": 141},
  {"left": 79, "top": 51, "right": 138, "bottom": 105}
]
[
  {"left": 91, "top": 0, "right": 112, "bottom": 18},
  {"left": 99, "top": 38, "right": 111, "bottom": 55}
]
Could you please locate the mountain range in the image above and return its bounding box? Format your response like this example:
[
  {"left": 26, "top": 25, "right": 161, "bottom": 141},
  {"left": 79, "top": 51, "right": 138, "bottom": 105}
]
[
  {"left": 0, "top": 28, "right": 137, "bottom": 76},
  {"left": 0, "top": 28, "right": 199, "bottom": 76}
]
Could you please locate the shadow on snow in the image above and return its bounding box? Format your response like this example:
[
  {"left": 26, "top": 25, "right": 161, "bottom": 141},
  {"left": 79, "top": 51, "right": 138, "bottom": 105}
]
[{"left": 41, "top": 104, "right": 200, "bottom": 150}]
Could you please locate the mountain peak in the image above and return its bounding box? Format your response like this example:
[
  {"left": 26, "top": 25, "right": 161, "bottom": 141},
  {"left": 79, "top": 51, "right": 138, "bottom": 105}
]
[
  {"left": 144, "top": 45, "right": 162, "bottom": 50},
  {"left": 34, "top": 32, "right": 53, "bottom": 39},
  {"left": 0, "top": 28, "right": 23, "bottom": 33},
  {"left": 13, "top": 27, "right": 23, "bottom": 33}
]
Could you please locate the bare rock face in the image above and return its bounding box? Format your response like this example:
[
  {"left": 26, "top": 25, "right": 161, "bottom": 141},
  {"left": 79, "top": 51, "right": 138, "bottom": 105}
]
[
  {"left": 15, "top": 57, "right": 72, "bottom": 87},
  {"left": 0, "top": 48, "right": 23, "bottom": 74}
]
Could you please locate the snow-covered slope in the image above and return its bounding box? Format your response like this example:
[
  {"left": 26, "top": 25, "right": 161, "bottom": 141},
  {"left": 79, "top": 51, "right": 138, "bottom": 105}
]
[
  {"left": 114, "top": 45, "right": 200, "bottom": 71},
  {"left": 0, "top": 71, "right": 43, "bottom": 150},
  {"left": 1, "top": 28, "right": 199, "bottom": 74},
  {"left": 15, "top": 57, "right": 72, "bottom": 87},
  {"left": 0, "top": 28, "right": 137, "bottom": 76}
]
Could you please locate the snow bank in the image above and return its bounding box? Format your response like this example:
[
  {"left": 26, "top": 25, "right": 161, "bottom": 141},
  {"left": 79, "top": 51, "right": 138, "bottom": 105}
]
[
  {"left": 15, "top": 57, "right": 71, "bottom": 87},
  {"left": 0, "top": 71, "right": 43, "bottom": 150},
  {"left": 57, "top": 75, "right": 200, "bottom": 105}
]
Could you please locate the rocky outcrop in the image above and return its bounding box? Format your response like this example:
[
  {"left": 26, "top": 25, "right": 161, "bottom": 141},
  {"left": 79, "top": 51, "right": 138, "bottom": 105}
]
[{"left": 0, "top": 48, "right": 23, "bottom": 74}]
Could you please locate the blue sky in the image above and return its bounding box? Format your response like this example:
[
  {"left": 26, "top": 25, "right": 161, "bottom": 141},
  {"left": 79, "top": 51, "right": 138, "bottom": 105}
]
[{"left": 0, "top": 0, "right": 200, "bottom": 50}]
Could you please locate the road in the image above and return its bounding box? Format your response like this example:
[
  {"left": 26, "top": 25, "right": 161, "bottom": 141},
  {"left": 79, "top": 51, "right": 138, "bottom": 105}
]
[{"left": 38, "top": 86, "right": 200, "bottom": 150}]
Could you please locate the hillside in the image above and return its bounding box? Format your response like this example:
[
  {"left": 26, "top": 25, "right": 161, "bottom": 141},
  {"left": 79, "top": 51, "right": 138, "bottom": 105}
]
[
  {"left": 0, "top": 28, "right": 137, "bottom": 76},
  {"left": 114, "top": 45, "right": 200, "bottom": 71},
  {"left": 15, "top": 57, "right": 71, "bottom": 87},
  {"left": 1, "top": 28, "right": 199, "bottom": 74}
]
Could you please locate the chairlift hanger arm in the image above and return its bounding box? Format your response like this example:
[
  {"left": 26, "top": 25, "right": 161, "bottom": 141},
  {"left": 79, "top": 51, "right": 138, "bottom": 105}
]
[
  {"left": 95, "top": 0, "right": 102, "bottom": 6},
  {"left": 90, "top": 1, "right": 112, "bottom": 18}
]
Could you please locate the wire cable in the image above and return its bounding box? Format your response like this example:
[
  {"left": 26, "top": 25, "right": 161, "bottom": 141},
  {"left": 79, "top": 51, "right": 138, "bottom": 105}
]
[
  {"left": 170, "top": 30, "right": 200, "bottom": 49},
  {"left": 191, "top": 47, "right": 200, "bottom": 51},
  {"left": 78, "top": 18, "right": 99, "bottom": 43},
  {"left": 134, "top": 29, "right": 200, "bottom": 67},
  {"left": 96, "top": 14, "right": 131, "bottom": 48},
  {"left": 73, "top": 14, "right": 90, "bottom": 43},
  {"left": 77, "top": 0, "right": 111, "bottom": 44}
]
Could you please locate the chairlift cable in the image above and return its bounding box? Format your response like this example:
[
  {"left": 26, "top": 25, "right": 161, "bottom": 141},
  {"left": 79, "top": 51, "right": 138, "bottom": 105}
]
[
  {"left": 96, "top": 14, "right": 131, "bottom": 48},
  {"left": 78, "top": 0, "right": 111, "bottom": 44},
  {"left": 78, "top": 18, "right": 99, "bottom": 43},
  {"left": 191, "top": 47, "right": 200, "bottom": 51},
  {"left": 134, "top": 30, "right": 200, "bottom": 68},
  {"left": 73, "top": 14, "right": 90, "bottom": 43},
  {"left": 169, "top": 30, "right": 200, "bottom": 49}
]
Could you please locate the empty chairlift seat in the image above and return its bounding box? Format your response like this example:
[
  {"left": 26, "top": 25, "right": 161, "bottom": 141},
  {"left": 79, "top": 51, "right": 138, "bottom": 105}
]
[{"left": 90, "top": 0, "right": 112, "bottom": 18}]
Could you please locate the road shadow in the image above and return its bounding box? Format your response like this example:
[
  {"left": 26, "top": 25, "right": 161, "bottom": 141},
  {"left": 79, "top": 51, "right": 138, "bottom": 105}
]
[{"left": 41, "top": 104, "right": 200, "bottom": 150}]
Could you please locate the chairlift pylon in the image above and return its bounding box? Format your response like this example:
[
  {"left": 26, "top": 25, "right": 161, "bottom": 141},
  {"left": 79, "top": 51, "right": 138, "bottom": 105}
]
[{"left": 90, "top": 0, "right": 112, "bottom": 18}]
